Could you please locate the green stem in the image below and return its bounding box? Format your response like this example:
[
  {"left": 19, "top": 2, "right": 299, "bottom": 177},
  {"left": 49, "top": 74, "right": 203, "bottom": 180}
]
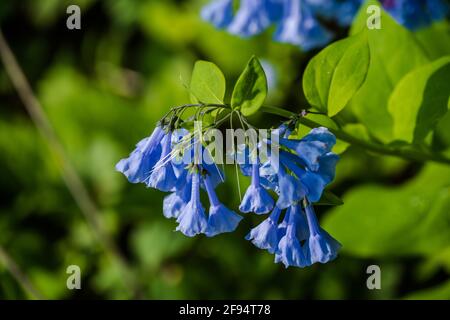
[
  {"left": 261, "top": 106, "right": 450, "bottom": 165},
  {"left": 261, "top": 105, "right": 297, "bottom": 119},
  {"left": 0, "top": 245, "right": 45, "bottom": 299}
]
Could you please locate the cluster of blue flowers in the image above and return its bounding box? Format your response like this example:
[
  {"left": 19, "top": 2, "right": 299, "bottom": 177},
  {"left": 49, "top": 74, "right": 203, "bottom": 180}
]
[
  {"left": 201, "top": 0, "right": 449, "bottom": 50},
  {"left": 116, "top": 125, "right": 240, "bottom": 237},
  {"left": 117, "top": 119, "right": 341, "bottom": 268},
  {"left": 239, "top": 124, "right": 341, "bottom": 267},
  {"left": 380, "top": 0, "right": 449, "bottom": 30}
]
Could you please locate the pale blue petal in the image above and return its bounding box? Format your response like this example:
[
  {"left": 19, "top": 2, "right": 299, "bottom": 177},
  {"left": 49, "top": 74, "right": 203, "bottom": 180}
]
[
  {"left": 245, "top": 207, "right": 282, "bottom": 253},
  {"left": 201, "top": 0, "right": 234, "bottom": 29},
  {"left": 273, "top": 0, "right": 332, "bottom": 51}
]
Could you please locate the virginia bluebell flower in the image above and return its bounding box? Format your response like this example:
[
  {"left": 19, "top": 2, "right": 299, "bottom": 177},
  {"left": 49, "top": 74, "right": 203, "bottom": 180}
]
[
  {"left": 176, "top": 171, "right": 208, "bottom": 237},
  {"left": 147, "top": 133, "right": 179, "bottom": 192},
  {"left": 280, "top": 126, "right": 336, "bottom": 171},
  {"left": 115, "top": 125, "right": 164, "bottom": 184},
  {"left": 245, "top": 206, "right": 282, "bottom": 253},
  {"left": 239, "top": 160, "right": 275, "bottom": 214},
  {"left": 117, "top": 111, "right": 342, "bottom": 268},
  {"left": 163, "top": 177, "right": 192, "bottom": 219},
  {"left": 227, "top": 0, "right": 284, "bottom": 37},
  {"left": 236, "top": 125, "right": 341, "bottom": 267},
  {"left": 276, "top": 123, "right": 293, "bottom": 139},
  {"left": 275, "top": 164, "right": 305, "bottom": 209},
  {"left": 306, "top": 0, "right": 364, "bottom": 26},
  {"left": 273, "top": 0, "right": 332, "bottom": 51},
  {"left": 305, "top": 204, "right": 341, "bottom": 264},
  {"left": 275, "top": 205, "right": 310, "bottom": 268},
  {"left": 299, "top": 152, "right": 339, "bottom": 202},
  {"left": 202, "top": 0, "right": 449, "bottom": 50},
  {"left": 240, "top": 126, "right": 337, "bottom": 206},
  {"left": 277, "top": 204, "right": 310, "bottom": 241},
  {"left": 381, "top": 0, "right": 449, "bottom": 30},
  {"left": 201, "top": 158, "right": 225, "bottom": 189},
  {"left": 201, "top": 0, "right": 234, "bottom": 29},
  {"left": 204, "top": 174, "right": 243, "bottom": 237},
  {"left": 280, "top": 148, "right": 338, "bottom": 203},
  {"left": 172, "top": 130, "right": 225, "bottom": 189}
]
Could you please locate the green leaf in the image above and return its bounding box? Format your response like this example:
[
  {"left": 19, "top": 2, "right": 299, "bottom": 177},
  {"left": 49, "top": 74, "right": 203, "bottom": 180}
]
[
  {"left": 323, "top": 163, "right": 450, "bottom": 258},
  {"left": 333, "top": 123, "right": 372, "bottom": 155},
  {"left": 131, "top": 221, "right": 189, "bottom": 269},
  {"left": 349, "top": 0, "right": 429, "bottom": 143},
  {"left": 343, "top": 123, "right": 371, "bottom": 142},
  {"left": 231, "top": 56, "right": 267, "bottom": 116},
  {"left": 403, "top": 280, "right": 450, "bottom": 300},
  {"left": 435, "top": 109, "right": 450, "bottom": 148},
  {"left": 303, "top": 32, "right": 370, "bottom": 117},
  {"left": 415, "top": 21, "right": 450, "bottom": 60},
  {"left": 190, "top": 60, "right": 226, "bottom": 104},
  {"left": 388, "top": 56, "right": 450, "bottom": 143},
  {"left": 316, "top": 190, "right": 344, "bottom": 206}
]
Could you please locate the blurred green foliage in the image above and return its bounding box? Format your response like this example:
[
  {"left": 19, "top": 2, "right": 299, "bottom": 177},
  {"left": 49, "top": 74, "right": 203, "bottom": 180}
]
[{"left": 0, "top": 0, "right": 448, "bottom": 299}]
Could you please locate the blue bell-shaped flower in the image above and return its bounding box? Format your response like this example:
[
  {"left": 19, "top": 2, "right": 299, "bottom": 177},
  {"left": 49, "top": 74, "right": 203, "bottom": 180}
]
[
  {"left": 176, "top": 172, "right": 208, "bottom": 237},
  {"left": 147, "top": 132, "right": 179, "bottom": 192},
  {"left": 275, "top": 205, "right": 310, "bottom": 268},
  {"left": 204, "top": 174, "right": 242, "bottom": 237},
  {"left": 228, "top": 0, "right": 283, "bottom": 37},
  {"left": 273, "top": 0, "right": 332, "bottom": 51},
  {"left": 304, "top": 204, "right": 341, "bottom": 264},
  {"left": 115, "top": 125, "right": 164, "bottom": 184},
  {"left": 239, "top": 160, "right": 275, "bottom": 214},
  {"left": 163, "top": 175, "right": 192, "bottom": 219},
  {"left": 245, "top": 206, "right": 282, "bottom": 253},
  {"left": 201, "top": 0, "right": 234, "bottom": 29}
]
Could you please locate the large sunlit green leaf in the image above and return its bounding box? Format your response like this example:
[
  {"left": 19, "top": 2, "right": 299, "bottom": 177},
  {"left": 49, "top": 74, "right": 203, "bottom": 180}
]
[
  {"left": 190, "top": 60, "right": 226, "bottom": 104},
  {"left": 303, "top": 32, "right": 370, "bottom": 116},
  {"left": 323, "top": 163, "right": 450, "bottom": 258},
  {"left": 415, "top": 21, "right": 450, "bottom": 60},
  {"left": 388, "top": 56, "right": 450, "bottom": 143},
  {"left": 349, "top": 0, "right": 429, "bottom": 143}
]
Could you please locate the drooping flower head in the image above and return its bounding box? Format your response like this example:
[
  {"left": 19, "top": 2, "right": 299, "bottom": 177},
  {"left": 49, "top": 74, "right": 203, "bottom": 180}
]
[
  {"left": 228, "top": 0, "right": 284, "bottom": 37},
  {"left": 176, "top": 171, "right": 208, "bottom": 237},
  {"left": 239, "top": 158, "right": 275, "bottom": 214},
  {"left": 275, "top": 204, "right": 310, "bottom": 268},
  {"left": 201, "top": 0, "right": 450, "bottom": 50},
  {"left": 237, "top": 123, "right": 341, "bottom": 267},
  {"left": 115, "top": 125, "right": 164, "bottom": 184},
  {"left": 163, "top": 176, "right": 192, "bottom": 219},
  {"left": 201, "top": 0, "right": 234, "bottom": 29},
  {"left": 147, "top": 132, "right": 179, "bottom": 192},
  {"left": 306, "top": 0, "right": 364, "bottom": 27},
  {"left": 381, "top": 0, "right": 449, "bottom": 30},
  {"left": 305, "top": 204, "right": 341, "bottom": 264},
  {"left": 245, "top": 206, "right": 282, "bottom": 253},
  {"left": 273, "top": 0, "right": 333, "bottom": 51},
  {"left": 204, "top": 173, "right": 243, "bottom": 237},
  {"left": 116, "top": 94, "right": 342, "bottom": 268}
]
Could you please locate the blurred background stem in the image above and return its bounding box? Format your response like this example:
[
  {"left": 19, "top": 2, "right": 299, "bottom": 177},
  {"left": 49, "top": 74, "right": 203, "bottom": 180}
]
[
  {"left": 0, "top": 245, "right": 45, "bottom": 299},
  {"left": 0, "top": 29, "right": 141, "bottom": 299}
]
